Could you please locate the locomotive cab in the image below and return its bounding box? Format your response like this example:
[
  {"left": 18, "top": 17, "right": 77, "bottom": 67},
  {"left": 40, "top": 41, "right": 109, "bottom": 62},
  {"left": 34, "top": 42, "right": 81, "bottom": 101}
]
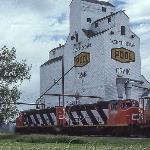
[{"left": 107, "top": 99, "right": 142, "bottom": 125}]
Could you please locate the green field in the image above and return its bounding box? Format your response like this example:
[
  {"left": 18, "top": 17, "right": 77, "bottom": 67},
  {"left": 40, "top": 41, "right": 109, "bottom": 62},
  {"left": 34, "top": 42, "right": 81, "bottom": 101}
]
[{"left": 0, "top": 134, "right": 150, "bottom": 150}]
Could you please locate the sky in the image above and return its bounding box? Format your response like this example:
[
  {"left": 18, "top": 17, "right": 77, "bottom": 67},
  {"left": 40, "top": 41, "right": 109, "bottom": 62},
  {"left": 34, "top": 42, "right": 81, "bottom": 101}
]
[{"left": 0, "top": 0, "right": 149, "bottom": 110}]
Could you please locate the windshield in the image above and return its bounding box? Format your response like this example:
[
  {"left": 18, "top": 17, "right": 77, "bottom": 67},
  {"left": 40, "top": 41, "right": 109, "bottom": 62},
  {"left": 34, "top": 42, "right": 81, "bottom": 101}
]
[
  {"left": 121, "top": 102, "right": 131, "bottom": 109},
  {"left": 121, "top": 100, "right": 139, "bottom": 109}
]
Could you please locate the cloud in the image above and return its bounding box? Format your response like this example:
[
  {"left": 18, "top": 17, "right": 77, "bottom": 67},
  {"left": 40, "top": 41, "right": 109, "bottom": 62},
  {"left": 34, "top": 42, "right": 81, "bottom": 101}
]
[
  {"left": 109, "top": 0, "right": 126, "bottom": 9},
  {"left": 124, "top": 1, "right": 150, "bottom": 81},
  {"left": 0, "top": 0, "right": 71, "bottom": 110}
]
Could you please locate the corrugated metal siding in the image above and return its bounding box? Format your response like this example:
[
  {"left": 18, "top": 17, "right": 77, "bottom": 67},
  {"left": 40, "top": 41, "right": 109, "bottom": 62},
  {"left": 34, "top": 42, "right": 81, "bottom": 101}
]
[{"left": 40, "top": 0, "right": 143, "bottom": 107}]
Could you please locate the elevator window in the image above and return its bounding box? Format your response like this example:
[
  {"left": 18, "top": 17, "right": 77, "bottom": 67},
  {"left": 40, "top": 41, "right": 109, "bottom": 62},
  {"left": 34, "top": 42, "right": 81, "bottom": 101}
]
[{"left": 121, "top": 26, "right": 126, "bottom": 35}]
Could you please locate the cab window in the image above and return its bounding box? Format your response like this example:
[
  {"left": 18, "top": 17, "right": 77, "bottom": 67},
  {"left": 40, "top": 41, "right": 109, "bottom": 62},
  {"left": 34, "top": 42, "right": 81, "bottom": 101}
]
[
  {"left": 121, "top": 102, "right": 132, "bottom": 109},
  {"left": 131, "top": 101, "right": 139, "bottom": 107}
]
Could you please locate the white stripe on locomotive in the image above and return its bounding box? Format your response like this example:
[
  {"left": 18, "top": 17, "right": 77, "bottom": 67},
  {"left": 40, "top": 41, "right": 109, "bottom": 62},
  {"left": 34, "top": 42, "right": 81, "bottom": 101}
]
[
  {"left": 65, "top": 113, "right": 73, "bottom": 125},
  {"left": 51, "top": 113, "right": 57, "bottom": 125},
  {"left": 36, "top": 114, "right": 43, "bottom": 125},
  {"left": 91, "top": 110, "right": 104, "bottom": 124},
  {"left": 43, "top": 114, "right": 50, "bottom": 125},
  {"left": 30, "top": 115, "right": 36, "bottom": 126}
]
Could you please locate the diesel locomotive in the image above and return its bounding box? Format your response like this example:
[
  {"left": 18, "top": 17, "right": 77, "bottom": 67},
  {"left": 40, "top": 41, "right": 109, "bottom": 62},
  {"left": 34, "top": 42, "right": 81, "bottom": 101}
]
[{"left": 16, "top": 98, "right": 150, "bottom": 136}]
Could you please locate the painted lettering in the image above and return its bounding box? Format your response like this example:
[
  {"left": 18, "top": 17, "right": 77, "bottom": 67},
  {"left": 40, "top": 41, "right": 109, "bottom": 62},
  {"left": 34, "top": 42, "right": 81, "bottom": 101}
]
[
  {"left": 111, "top": 40, "right": 135, "bottom": 47},
  {"left": 74, "top": 52, "right": 90, "bottom": 67},
  {"left": 112, "top": 48, "right": 135, "bottom": 63}
]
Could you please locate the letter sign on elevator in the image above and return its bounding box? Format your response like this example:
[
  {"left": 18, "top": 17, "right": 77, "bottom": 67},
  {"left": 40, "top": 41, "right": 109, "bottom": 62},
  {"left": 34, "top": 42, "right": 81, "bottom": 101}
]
[
  {"left": 74, "top": 52, "right": 90, "bottom": 67},
  {"left": 111, "top": 48, "right": 135, "bottom": 63}
]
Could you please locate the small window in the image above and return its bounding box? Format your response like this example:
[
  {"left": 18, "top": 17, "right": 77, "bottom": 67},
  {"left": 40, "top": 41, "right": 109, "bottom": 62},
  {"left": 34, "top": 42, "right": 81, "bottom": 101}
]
[
  {"left": 75, "top": 33, "right": 78, "bottom": 42},
  {"left": 71, "top": 35, "right": 75, "bottom": 40},
  {"left": 121, "top": 102, "right": 132, "bottom": 109},
  {"left": 121, "top": 26, "right": 125, "bottom": 35},
  {"left": 102, "top": 7, "right": 106, "bottom": 12},
  {"left": 87, "top": 18, "right": 91, "bottom": 23},
  {"left": 95, "top": 22, "right": 98, "bottom": 28},
  {"left": 108, "top": 17, "right": 111, "bottom": 23}
]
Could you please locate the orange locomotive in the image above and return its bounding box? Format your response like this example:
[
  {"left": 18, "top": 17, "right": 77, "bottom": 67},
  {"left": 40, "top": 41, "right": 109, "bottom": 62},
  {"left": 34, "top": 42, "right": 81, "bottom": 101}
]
[{"left": 15, "top": 99, "right": 144, "bottom": 136}]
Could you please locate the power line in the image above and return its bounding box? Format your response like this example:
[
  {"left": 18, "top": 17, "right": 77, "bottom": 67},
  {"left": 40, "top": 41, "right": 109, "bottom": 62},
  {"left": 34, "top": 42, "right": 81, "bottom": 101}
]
[{"left": 0, "top": 102, "right": 42, "bottom": 106}]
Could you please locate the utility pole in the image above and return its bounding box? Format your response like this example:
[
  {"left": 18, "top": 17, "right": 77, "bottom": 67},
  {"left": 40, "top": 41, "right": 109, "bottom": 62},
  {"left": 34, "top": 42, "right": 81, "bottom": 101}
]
[{"left": 62, "top": 56, "right": 65, "bottom": 107}]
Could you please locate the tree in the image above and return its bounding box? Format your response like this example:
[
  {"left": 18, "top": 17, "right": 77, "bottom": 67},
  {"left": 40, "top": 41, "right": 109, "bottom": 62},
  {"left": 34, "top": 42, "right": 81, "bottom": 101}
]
[{"left": 0, "top": 46, "right": 32, "bottom": 124}]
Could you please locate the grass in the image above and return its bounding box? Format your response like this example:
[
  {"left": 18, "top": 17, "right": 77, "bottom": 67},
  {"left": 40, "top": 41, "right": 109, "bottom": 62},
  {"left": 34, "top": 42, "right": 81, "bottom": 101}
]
[{"left": 0, "top": 134, "right": 150, "bottom": 149}]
